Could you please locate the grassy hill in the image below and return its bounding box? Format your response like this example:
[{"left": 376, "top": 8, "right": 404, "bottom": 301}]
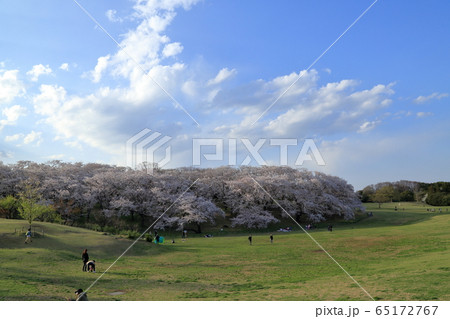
[{"left": 0, "top": 202, "right": 449, "bottom": 300}]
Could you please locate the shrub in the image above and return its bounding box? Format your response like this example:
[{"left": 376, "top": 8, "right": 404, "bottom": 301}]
[
  {"left": 145, "top": 233, "right": 153, "bottom": 242},
  {"left": 127, "top": 230, "right": 140, "bottom": 239}
]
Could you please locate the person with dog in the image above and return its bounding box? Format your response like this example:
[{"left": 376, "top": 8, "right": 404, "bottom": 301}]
[
  {"left": 82, "top": 249, "right": 89, "bottom": 272},
  {"left": 75, "top": 288, "right": 88, "bottom": 301},
  {"left": 86, "top": 260, "right": 96, "bottom": 272}
]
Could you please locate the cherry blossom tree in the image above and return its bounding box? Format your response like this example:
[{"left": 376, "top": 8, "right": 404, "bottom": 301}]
[{"left": 0, "top": 162, "right": 365, "bottom": 231}]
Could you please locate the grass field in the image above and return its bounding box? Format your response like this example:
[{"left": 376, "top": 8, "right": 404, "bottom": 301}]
[{"left": 0, "top": 202, "right": 449, "bottom": 301}]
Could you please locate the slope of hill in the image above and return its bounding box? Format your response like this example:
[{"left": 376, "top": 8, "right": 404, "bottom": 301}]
[{"left": 0, "top": 202, "right": 449, "bottom": 301}]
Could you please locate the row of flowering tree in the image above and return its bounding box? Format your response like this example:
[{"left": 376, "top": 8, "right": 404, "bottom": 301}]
[{"left": 0, "top": 161, "right": 363, "bottom": 231}]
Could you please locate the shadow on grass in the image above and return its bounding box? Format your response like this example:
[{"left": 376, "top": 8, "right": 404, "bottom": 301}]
[{"left": 0, "top": 230, "right": 191, "bottom": 259}]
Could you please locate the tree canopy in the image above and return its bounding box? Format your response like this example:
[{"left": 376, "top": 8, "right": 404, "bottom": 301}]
[
  {"left": 0, "top": 161, "right": 363, "bottom": 231},
  {"left": 358, "top": 180, "right": 450, "bottom": 206}
]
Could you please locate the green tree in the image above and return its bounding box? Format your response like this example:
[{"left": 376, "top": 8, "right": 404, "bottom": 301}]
[
  {"left": 371, "top": 186, "right": 395, "bottom": 208},
  {"left": 360, "top": 186, "right": 375, "bottom": 202},
  {"left": 18, "top": 182, "right": 54, "bottom": 226},
  {"left": 399, "top": 190, "right": 415, "bottom": 202},
  {"left": 0, "top": 195, "right": 18, "bottom": 219}
]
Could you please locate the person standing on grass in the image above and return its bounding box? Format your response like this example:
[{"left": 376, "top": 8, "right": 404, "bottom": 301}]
[
  {"left": 270, "top": 234, "right": 273, "bottom": 244},
  {"left": 82, "top": 249, "right": 89, "bottom": 272},
  {"left": 24, "top": 228, "right": 32, "bottom": 244},
  {"left": 248, "top": 234, "right": 252, "bottom": 245}
]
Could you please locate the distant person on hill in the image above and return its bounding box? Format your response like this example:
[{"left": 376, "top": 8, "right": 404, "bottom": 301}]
[
  {"left": 24, "top": 228, "right": 32, "bottom": 244},
  {"left": 155, "top": 235, "right": 160, "bottom": 244},
  {"left": 86, "top": 260, "right": 96, "bottom": 272},
  {"left": 270, "top": 234, "right": 273, "bottom": 244},
  {"left": 327, "top": 225, "right": 333, "bottom": 232},
  {"left": 82, "top": 249, "right": 89, "bottom": 272},
  {"left": 75, "top": 289, "right": 88, "bottom": 301},
  {"left": 248, "top": 234, "right": 252, "bottom": 245}
]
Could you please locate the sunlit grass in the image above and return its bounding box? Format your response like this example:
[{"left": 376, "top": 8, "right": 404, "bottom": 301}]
[{"left": 0, "top": 202, "right": 449, "bottom": 300}]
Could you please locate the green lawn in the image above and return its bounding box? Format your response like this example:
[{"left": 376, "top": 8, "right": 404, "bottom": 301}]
[{"left": 0, "top": 202, "right": 449, "bottom": 300}]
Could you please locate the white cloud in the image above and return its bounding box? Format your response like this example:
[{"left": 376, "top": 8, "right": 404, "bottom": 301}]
[
  {"left": 23, "top": 130, "right": 43, "bottom": 146},
  {"left": 59, "top": 63, "right": 69, "bottom": 71},
  {"left": 64, "top": 140, "right": 83, "bottom": 150},
  {"left": 416, "top": 111, "right": 433, "bottom": 118},
  {"left": 90, "top": 55, "right": 110, "bottom": 83},
  {"left": 201, "top": 71, "right": 395, "bottom": 142},
  {"left": 181, "top": 80, "right": 198, "bottom": 96},
  {"left": 29, "top": 0, "right": 398, "bottom": 167},
  {"left": 358, "top": 120, "right": 380, "bottom": 133},
  {"left": 27, "top": 1, "right": 206, "bottom": 157},
  {"left": 0, "top": 105, "right": 27, "bottom": 130},
  {"left": 0, "top": 69, "right": 25, "bottom": 103},
  {"left": 106, "top": 9, "right": 123, "bottom": 22},
  {"left": 217, "top": 73, "right": 393, "bottom": 137},
  {"left": 90, "top": 0, "right": 201, "bottom": 82},
  {"left": 413, "top": 92, "right": 448, "bottom": 104},
  {"left": 27, "top": 64, "right": 52, "bottom": 82},
  {"left": 5, "top": 133, "right": 23, "bottom": 142},
  {"left": 162, "top": 42, "right": 183, "bottom": 57},
  {"left": 2, "top": 104, "right": 27, "bottom": 122},
  {"left": 207, "top": 68, "right": 237, "bottom": 86},
  {"left": 45, "top": 154, "right": 65, "bottom": 160},
  {"left": 33, "top": 84, "right": 66, "bottom": 116}
]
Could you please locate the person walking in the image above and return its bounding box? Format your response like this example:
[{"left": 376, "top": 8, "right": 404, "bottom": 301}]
[
  {"left": 270, "top": 234, "right": 273, "bottom": 244},
  {"left": 82, "top": 249, "right": 89, "bottom": 272},
  {"left": 248, "top": 234, "right": 252, "bottom": 245},
  {"left": 24, "top": 228, "right": 32, "bottom": 244}
]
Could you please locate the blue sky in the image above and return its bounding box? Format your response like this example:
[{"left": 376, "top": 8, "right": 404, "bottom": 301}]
[{"left": 0, "top": 0, "right": 449, "bottom": 190}]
